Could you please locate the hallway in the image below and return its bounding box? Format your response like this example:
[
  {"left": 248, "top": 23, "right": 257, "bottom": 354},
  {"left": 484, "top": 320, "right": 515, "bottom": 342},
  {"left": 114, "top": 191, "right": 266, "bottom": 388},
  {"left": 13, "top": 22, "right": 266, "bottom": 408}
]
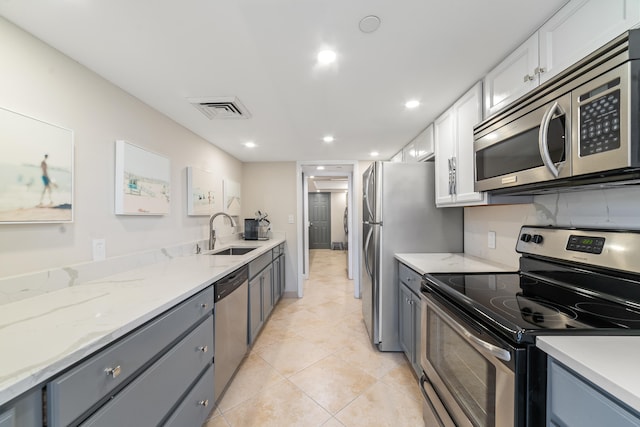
[{"left": 204, "top": 249, "right": 423, "bottom": 427}]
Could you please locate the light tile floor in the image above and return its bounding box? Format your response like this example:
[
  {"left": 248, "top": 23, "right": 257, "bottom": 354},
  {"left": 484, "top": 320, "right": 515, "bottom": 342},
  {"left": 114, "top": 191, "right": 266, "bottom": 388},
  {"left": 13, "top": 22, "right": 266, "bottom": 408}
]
[{"left": 204, "top": 249, "right": 423, "bottom": 427}]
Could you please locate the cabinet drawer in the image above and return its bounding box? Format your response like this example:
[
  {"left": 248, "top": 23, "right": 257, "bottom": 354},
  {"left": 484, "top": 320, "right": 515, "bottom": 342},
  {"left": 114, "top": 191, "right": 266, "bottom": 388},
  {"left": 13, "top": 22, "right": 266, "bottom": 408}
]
[
  {"left": 81, "top": 315, "right": 214, "bottom": 427},
  {"left": 164, "top": 363, "right": 214, "bottom": 427},
  {"left": 399, "top": 263, "right": 422, "bottom": 294},
  {"left": 249, "top": 251, "right": 272, "bottom": 279},
  {"left": 48, "top": 286, "right": 213, "bottom": 427}
]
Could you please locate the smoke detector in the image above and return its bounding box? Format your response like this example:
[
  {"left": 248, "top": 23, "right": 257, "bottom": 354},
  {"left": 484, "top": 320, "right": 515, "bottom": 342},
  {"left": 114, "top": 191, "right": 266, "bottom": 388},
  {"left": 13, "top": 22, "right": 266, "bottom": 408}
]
[{"left": 188, "top": 96, "right": 251, "bottom": 119}]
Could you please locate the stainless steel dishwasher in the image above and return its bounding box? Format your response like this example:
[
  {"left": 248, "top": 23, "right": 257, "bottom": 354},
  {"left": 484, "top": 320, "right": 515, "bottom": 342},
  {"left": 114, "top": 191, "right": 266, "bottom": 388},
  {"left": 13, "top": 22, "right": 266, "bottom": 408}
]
[{"left": 213, "top": 265, "right": 249, "bottom": 402}]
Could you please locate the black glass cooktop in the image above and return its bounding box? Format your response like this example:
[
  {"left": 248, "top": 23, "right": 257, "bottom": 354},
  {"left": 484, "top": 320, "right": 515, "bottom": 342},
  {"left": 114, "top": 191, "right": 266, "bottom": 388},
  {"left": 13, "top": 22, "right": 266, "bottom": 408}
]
[{"left": 423, "top": 271, "right": 640, "bottom": 343}]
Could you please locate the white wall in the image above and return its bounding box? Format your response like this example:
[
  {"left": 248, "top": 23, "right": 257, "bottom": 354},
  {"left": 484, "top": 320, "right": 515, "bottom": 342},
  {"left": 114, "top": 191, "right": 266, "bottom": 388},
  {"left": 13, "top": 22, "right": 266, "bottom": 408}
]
[
  {"left": 0, "top": 17, "right": 243, "bottom": 278},
  {"left": 464, "top": 186, "right": 640, "bottom": 268},
  {"left": 330, "top": 192, "right": 347, "bottom": 244},
  {"left": 241, "top": 162, "right": 298, "bottom": 293}
]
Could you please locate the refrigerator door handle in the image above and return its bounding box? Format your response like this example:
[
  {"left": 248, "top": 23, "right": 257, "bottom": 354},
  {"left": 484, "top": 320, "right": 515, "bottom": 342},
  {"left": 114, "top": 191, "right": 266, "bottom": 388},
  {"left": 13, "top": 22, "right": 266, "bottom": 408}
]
[
  {"left": 363, "top": 170, "right": 373, "bottom": 221},
  {"left": 364, "top": 225, "right": 374, "bottom": 278}
]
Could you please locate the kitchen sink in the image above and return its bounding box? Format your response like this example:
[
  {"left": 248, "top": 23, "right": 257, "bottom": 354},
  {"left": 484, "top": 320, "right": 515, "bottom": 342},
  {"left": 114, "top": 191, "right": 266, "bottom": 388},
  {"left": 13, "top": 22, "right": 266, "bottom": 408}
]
[{"left": 208, "top": 247, "right": 257, "bottom": 256}]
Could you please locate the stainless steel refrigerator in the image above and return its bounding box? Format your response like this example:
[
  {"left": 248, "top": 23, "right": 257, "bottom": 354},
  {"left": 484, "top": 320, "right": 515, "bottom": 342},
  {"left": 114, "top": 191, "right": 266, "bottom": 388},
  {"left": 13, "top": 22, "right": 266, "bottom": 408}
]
[{"left": 361, "top": 161, "right": 463, "bottom": 351}]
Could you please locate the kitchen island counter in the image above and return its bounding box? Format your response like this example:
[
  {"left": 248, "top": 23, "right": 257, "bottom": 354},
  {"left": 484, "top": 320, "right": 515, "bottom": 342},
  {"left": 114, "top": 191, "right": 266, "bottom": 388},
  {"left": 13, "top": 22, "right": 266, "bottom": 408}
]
[{"left": 0, "top": 238, "right": 284, "bottom": 407}]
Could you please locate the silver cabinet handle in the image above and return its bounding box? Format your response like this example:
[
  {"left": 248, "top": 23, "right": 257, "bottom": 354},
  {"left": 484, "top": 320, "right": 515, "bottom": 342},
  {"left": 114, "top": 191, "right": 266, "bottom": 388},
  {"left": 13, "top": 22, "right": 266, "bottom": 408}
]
[
  {"left": 199, "top": 400, "right": 209, "bottom": 407},
  {"left": 450, "top": 157, "right": 457, "bottom": 195},
  {"left": 534, "top": 66, "right": 546, "bottom": 75},
  {"left": 523, "top": 74, "right": 535, "bottom": 82},
  {"left": 198, "top": 345, "right": 208, "bottom": 353},
  {"left": 201, "top": 303, "right": 208, "bottom": 309},
  {"left": 538, "top": 101, "right": 564, "bottom": 178},
  {"left": 105, "top": 365, "right": 122, "bottom": 379}
]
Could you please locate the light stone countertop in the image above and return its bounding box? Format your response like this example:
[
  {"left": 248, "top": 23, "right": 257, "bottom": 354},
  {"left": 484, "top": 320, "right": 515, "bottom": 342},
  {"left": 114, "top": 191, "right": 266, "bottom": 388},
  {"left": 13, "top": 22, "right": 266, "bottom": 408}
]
[
  {"left": 537, "top": 335, "right": 640, "bottom": 412},
  {"left": 394, "top": 252, "right": 516, "bottom": 275},
  {"left": 0, "top": 238, "right": 284, "bottom": 407}
]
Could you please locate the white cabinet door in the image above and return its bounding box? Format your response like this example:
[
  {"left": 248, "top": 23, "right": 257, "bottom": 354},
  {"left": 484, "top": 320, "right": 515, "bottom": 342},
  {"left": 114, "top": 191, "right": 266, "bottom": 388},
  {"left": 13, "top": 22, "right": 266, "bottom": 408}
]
[
  {"left": 434, "top": 106, "right": 455, "bottom": 206},
  {"left": 453, "top": 82, "right": 486, "bottom": 205},
  {"left": 402, "top": 140, "right": 418, "bottom": 162},
  {"left": 483, "top": 32, "right": 539, "bottom": 117},
  {"left": 539, "top": 0, "right": 640, "bottom": 84},
  {"left": 415, "top": 124, "right": 435, "bottom": 160},
  {"left": 390, "top": 151, "right": 403, "bottom": 162}
]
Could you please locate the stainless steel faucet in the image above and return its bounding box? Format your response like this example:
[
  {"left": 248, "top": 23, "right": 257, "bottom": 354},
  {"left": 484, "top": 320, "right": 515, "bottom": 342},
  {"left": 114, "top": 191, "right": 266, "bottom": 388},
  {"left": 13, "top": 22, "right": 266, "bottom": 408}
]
[{"left": 209, "top": 212, "right": 236, "bottom": 250}]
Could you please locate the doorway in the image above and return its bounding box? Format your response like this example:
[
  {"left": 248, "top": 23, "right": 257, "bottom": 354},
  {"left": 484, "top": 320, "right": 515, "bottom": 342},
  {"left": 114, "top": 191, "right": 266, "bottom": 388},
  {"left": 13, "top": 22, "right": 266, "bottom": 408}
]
[
  {"left": 296, "top": 161, "right": 360, "bottom": 299},
  {"left": 308, "top": 192, "right": 331, "bottom": 249}
]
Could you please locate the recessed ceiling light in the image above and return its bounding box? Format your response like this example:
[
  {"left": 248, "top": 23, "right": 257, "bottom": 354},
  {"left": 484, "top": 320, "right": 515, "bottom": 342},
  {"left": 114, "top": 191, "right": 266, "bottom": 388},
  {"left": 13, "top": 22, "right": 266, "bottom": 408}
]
[
  {"left": 317, "top": 50, "right": 337, "bottom": 65},
  {"left": 370, "top": 151, "right": 379, "bottom": 157},
  {"left": 359, "top": 15, "right": 381, "bottom": 33},
  {"left": 323, "top": 135, "right": 335, "bottom": 143},
  {"left": 317, "top": 166, "right": 325, "bottom": 170},
  {"left": 244, "top": 141, "right": 256, "bottom": 148},
  {"left": 309, "top": 175, "right": 315, "bottom": 178},
  {"left": 405, "top": 100, "right": 420, "bottom": 109}
]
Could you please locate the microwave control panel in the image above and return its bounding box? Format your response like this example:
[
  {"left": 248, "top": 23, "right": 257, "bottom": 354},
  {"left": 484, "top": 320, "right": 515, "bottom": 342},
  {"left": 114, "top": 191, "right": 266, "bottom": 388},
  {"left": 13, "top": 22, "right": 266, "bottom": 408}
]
[{"left": 578, "top": 80, "right": 621, "bottom": 157}]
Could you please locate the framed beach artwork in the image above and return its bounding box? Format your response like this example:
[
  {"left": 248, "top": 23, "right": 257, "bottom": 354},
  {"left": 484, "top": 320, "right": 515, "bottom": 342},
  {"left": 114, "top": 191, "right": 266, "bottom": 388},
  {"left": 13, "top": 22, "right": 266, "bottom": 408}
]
[
  {"left": 186, "top": 166, "right": 221, "bottom": 216},
  {"left": 223, "top": 178, "right": 241, "bottom": 216},
  {"left": 114, "top": 140, "right": 170, "bottom": 215},
  {"left": 0, "top": 106, "right": 74, "bottom": 224}
]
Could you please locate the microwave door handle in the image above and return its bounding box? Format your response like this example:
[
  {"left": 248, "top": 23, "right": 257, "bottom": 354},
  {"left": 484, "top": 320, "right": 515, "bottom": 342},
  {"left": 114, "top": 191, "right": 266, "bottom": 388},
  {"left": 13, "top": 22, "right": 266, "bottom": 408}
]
[{"left": 538, "top": 101, "right": 563, "bottom": 178}]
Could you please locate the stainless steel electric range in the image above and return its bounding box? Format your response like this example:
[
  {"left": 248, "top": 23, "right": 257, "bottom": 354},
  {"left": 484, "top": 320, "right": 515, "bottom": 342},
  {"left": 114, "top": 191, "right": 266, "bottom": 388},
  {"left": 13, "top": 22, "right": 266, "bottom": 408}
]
[{"left": 419, "top": 226, "right": 640, "bottom": 427}]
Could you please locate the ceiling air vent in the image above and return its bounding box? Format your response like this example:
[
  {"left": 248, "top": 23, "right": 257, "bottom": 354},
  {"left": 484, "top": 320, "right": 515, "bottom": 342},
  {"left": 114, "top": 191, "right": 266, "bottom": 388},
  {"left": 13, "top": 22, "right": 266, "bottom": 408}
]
[{"left": 188, "top": 96, "right": 251, "bottom": 120}]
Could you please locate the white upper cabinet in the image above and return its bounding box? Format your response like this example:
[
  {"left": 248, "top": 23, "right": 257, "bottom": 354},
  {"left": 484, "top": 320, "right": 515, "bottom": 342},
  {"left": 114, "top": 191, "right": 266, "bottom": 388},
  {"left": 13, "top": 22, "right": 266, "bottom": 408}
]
[
  {"left": 434, "top": 105, "right": 456, "bottom": 206},
  {"left": 390, "top": 151, "right": 403, "bottom": 162},
  {"left": 434, "top": 82, "right": 487, "bottom": 207},
  {"left": 538, "top": 0, "right": 640, "bottom": 84},
  {"left": 484, "top": 33, "right": 539, "bottom": 117},
  {"left": 483, "top": 0, "right": 640, "bottom": 118},
  {"left": 400, "top": 124, "right": 435, "bottom": 162}
]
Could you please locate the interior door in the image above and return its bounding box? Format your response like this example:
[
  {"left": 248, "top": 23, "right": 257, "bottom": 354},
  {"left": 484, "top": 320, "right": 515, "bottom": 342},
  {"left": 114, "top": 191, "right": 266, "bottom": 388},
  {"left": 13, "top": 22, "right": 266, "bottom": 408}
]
[{"left": 308, "top": 192, "right": 331, "bottom": 249}]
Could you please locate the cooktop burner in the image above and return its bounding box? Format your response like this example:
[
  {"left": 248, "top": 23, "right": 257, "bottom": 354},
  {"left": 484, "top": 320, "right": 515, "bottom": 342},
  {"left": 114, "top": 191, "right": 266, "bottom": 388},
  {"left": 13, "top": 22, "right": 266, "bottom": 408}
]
[{"left": 424, "top": 271, "right": 640, "bottom": 342}]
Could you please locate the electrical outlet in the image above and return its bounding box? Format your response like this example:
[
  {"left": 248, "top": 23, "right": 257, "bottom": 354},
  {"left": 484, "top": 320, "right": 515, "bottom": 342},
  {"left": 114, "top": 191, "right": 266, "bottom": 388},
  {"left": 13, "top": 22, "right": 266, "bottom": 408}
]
[
  {"left": 93, "top": 238, "right": 106, "bottom": 261},
  {"left": 288, "top": 214, "right": 294, "bottom": 224},
  {"left": 488, "top": 231, "right": 496, "bottom": 249}
]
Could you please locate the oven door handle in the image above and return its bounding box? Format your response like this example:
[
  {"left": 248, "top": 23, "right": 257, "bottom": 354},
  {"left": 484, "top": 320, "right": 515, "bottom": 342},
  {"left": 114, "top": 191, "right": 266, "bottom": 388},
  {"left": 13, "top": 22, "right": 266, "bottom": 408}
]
[
  {"left": 428, "top": 296, "right": 512, "bottom": 362},
  {"left": 538, "top": 100, "right": 564, "bottom": 178}
]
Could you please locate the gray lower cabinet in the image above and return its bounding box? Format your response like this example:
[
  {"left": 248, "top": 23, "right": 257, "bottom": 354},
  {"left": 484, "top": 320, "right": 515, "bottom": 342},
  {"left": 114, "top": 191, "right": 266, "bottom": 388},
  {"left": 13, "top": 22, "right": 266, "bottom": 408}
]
[
  {"left": 163, "top": 364, "right": 214, "bottom": 427},
  {"left": 47, "top": 285, "right": 214, "bottom": 427},
  {"left": 81, "top": 316, "right": 213, "bottom": 427},
  {"left": 272, "top": 244, "right": 285, "bottom": 303},
  {"left": 249, "top": 274, "right": 264, "bottom": 345},
  {"left": 0, "top": 388, "right": 42, "bottom": 427},
  {"left": 547, "top": 358, "right": 640, "bottom": 426},
  {"left": 262, "top": 264, "right": 274, "bottom": 319},
  {"left": 398, "top": 262, "right": 423, "bottom": 377},
  {"left": 248, "top": 245, "right": 285, "bottom": 346}
]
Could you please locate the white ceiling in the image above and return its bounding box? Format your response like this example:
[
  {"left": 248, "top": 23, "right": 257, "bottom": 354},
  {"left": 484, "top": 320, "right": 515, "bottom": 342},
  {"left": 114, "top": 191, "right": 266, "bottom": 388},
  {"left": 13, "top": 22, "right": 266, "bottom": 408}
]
[{"left": 0, "top": 0, "right": 567, "bottom": 163}]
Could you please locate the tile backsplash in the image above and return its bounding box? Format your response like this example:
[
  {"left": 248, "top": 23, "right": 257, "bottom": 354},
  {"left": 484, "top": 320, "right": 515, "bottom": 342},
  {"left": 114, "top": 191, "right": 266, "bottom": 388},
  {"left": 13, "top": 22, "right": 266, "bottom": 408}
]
[{"left": 464, "top": 186, "right": 640, "bottom": 268}]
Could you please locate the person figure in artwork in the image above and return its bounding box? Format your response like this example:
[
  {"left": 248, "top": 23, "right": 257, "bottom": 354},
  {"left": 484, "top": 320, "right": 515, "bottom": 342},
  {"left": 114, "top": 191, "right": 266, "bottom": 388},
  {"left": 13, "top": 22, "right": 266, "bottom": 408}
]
[{"left": 39, "top": 153, "right": 54, "bottom": 206}]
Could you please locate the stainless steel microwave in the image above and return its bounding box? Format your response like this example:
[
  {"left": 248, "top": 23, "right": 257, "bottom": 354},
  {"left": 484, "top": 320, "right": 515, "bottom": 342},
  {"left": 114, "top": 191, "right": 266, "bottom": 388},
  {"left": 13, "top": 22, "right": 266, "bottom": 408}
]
[{"left": 474, "top": 30, "right": 640, "bottom": 194}]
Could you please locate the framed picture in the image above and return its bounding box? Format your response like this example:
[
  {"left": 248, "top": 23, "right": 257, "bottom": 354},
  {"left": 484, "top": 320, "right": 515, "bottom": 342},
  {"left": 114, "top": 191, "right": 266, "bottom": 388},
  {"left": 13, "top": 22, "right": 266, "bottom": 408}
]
[
  {"left": 115, "top": 140, "right": 170, "bottom": 215},
  {"left": 223, "top": 178, "right": 241, "bottom": 216},
  {"left": 0, "top": 106, "right": 74, "bottom": 224},
  {"left": 186, "top": 166, "right": 221, "bottom": 216}
]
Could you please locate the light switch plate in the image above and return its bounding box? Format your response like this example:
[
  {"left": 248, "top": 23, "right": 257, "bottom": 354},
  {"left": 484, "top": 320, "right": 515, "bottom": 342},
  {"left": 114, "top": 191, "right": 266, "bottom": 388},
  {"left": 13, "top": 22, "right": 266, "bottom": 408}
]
[
  {"left": 288, "top": 214, "right": 294, "bottom": 224},
  {"left": 488, "top": 231, "right": 496, "bottom": 249},
  {"left": 93, "top": 238, "right": 106, "bottom": 261}
]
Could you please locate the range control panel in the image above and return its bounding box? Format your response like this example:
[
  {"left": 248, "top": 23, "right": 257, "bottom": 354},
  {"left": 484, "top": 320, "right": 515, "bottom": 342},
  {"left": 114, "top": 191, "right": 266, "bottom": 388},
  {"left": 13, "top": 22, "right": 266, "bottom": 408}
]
[
  {"left": 566, "top": 235, "right": 605, "bottom": 254},
  {"left": 515, "top": 226, "right": 640, "bottom": 275}
]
